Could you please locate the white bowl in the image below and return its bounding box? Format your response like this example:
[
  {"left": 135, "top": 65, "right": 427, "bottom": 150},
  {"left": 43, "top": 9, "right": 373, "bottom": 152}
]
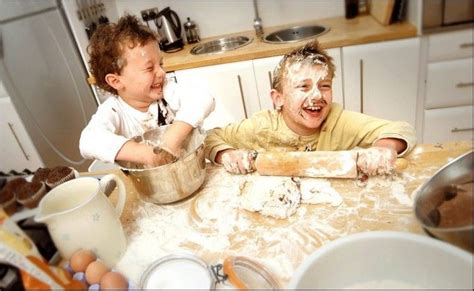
[{"left": 288, "top": 231, "right": 473, "bottom": 289}]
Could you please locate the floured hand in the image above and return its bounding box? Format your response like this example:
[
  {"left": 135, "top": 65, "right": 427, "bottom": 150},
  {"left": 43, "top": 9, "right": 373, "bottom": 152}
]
[
  {"left": 148, "top": 146, "right": 178, "bottom": 167},
  {"left": 357, "top": 147, "right": 397, "bottom": 176},
  {"left": 221, "top": 150, "right": 257, "bottom": 174}
]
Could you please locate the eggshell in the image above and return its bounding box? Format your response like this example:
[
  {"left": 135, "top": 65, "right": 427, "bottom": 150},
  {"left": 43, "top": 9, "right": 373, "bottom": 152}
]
[
  {"left": 100, "top": 271, "right": 128, "bottom": 290},
  {"left": 70, "top": 249, "right": 96, "bottom": 273},
  {"left": 85, "top": 260, "right": 109, "bottom": 285}
]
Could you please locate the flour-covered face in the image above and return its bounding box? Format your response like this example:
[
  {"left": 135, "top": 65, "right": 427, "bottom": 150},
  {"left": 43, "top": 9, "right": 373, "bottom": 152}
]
[
  {"left": 117, "top": 41, "right": 166, "bottom": 110},
  {"left": 279, "top": 60, "right": 333, "bottom": 135}
]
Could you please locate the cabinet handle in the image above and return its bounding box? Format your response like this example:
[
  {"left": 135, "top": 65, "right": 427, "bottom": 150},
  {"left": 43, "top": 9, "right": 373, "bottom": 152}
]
[
  {"left": 359, "top": 59, "right": 364, "bottom": 113},
  {"left": 8, "top": 122, "right": 30, "bottom": 161},
  {"left": 451, "top": 127, "right": 473, "bottom": 133},
  {"left": 267, "top": 71, "right": 273, "bottom": 88},
  {"left": 237, "top": 75, "right": 248, "bottom": 118},
  {"left": 267, "top": 71, "right": 276, "bottom": 109},
  {"left": 459, "top": 43, "right": 474, "bottom": 49},
  {"left": 456, "top": 82, "right": 474, "bottom": 88},
  {"left": 0, "top": 26, "right": 3, "bottom": 60}
]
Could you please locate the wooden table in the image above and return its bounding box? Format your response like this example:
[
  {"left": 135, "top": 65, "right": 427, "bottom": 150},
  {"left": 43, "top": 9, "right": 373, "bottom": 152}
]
[{"left": 85, "top": 141, "right": 472, "bottom": 286}]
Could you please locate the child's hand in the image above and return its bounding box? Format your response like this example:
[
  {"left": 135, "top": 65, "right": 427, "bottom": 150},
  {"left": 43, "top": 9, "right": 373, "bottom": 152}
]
[
  {"left": 357, "top": 147, "right": 397, "bottom": 176},
  {"left": 149, "top": 146, "right": 178, "bottom": 167},
  {"left": 220, "top": 149, "right": 257, "bottom": 174}
]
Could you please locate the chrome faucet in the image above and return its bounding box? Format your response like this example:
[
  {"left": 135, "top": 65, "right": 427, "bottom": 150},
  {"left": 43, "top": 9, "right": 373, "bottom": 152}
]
[{"left": 253, "top": 0, "right": 263, "bottom": 39}]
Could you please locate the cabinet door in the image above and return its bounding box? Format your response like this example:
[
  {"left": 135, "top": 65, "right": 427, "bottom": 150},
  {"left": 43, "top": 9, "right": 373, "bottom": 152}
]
[
  {"left": 252, "top": 48, "right": 344, "bottom": 111},
  {"left": 423, "top": 105, "right": 473, "bottom": 143},
  {"left": 174, "top": 61, "right": 258, "bottom": 130},
  {"left": 342, "top": 38, "right": 420, "bottom": 126},
  {"left": 0, "top": 97, "right": 43, "bottom": 171}
]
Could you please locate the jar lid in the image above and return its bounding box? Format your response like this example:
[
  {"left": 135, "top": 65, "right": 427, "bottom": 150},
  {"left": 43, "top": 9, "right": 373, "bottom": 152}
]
[
  {"left": 140, "top": 254, "right": 280, "bottom": 289},
  {"left": 223, "top": 256, "right": 281, "bottom": 289}
]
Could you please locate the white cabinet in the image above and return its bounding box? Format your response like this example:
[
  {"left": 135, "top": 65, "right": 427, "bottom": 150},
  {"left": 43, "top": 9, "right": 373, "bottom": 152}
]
[
  {"left": 342, "top": 38, "right": 420, "bottom": 127},
  {"left": 0, "top": 97, "right": 43, "bottom": 171},
  {"left": 174, "top": 61, "right": 258, "bottom": 130},
  {"left": 420, "top": 28, "right": 473, "bottom": 143},
  {"left": 252, "top": 48, "right": 344, "bottom": 110},
  {"left": 174, "top": 49, "right": 344, "bottom": 130}
]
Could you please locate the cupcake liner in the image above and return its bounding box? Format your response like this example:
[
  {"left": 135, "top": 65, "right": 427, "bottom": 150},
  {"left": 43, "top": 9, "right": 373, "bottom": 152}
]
[
  {"left": 32, "top": 167, "right": 52, "bottom": 183},
  {"left": 1, "top": 195, "right": 18, "bottom": 216},
  {"left": 16, "top": 181, "right": 47, "bottom": 209},
  {"left": 46, "top": 167, "right": 76, "bottom": 189}
]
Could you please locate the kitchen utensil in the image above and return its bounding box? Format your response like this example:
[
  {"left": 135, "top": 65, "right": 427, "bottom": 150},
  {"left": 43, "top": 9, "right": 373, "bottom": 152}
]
[
  {"left": 35, "top": 174, "right": 127, "bottom": 268},
  {"left": 368, "top": 0, "right": 396, "bottom": 25},
  {"left": 117, "top": 127, "right": 206, "bottom": 204},
  {"left": 155, "top": 7, "right": 184, "bottom": 52},
  {"left": 140, "top": 253, "right": 280, "bottom": 289},
  {"left": 184, "top": 17, "right": 200, "bottom": 44},
  {"left": 254, "top": 150, "right": 407, "bottom": 178},
  {"left": 414, "top": 150, "right": 473, "bottom": 252},
  {"left": 288, "top": 231, "right": 473, "bottom": 289}
]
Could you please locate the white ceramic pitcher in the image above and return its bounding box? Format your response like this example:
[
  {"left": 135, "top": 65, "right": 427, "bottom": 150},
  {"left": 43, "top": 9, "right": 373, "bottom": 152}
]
[{"left": 35, "top": 174, "right": 127, "bottom": 268}]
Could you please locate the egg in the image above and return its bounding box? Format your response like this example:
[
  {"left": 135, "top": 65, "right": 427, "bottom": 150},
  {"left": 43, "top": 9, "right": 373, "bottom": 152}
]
[
  {"left": 85, "top": 260, "right": 109, "bottom": 285},
  {"left": 100, "top": 271, "right": 128, "bottom": 290},
  {"left": 70, "top": 249, "right": 97, "bottom": 273}
]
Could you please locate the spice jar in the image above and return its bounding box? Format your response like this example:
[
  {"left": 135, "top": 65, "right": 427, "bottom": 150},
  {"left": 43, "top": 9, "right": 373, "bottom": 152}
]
[
  {"left": 140, "top": 253, "right": 280, "bottom": 289},
  {"left": 183, "top": 17, "right": 200, "bottom": 44}
]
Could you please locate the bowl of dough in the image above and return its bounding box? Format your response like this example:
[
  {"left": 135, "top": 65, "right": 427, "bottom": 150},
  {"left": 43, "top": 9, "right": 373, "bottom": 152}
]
[
  {"left": 117, "top": 126, "right": 206, "bottom": 204},
  {"left": 287, "top": 231, "right": 473, "bottom": 289},
  {"left": 413, "top": 150, "right": 473, "bottom": 252}
]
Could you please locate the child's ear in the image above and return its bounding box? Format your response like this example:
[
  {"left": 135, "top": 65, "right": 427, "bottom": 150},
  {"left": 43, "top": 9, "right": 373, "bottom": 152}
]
[
  {"left": 105, "top": 73, "right": 123, "bottom": 91},
  {"left": 271, "top": 89, "right": 284, "bottom": 109}
]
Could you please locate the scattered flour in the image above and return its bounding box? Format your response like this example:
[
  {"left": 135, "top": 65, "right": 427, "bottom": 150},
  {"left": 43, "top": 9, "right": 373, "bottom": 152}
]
[{"left": 300, "top": 178, "right": 343, "bottom": 206}]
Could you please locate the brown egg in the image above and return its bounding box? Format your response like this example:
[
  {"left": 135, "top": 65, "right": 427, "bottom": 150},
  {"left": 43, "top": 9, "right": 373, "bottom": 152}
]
[
  {"left": 100, "top": 271, "right": 128, "bottom": 290},
  {"left": 70, "top": 249, "right": 97, "bottom": 273},
  {"left": 85, "top": 260, "right": 109, "bottom": 285}
]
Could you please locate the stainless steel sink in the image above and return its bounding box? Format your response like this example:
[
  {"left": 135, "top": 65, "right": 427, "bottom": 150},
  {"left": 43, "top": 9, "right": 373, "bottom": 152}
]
[
  {"left": 190, "top": 36, "right": 253, "bottom": 55},
  {"left": 263, "top": 25, "right": 330, "bottom": 44}
]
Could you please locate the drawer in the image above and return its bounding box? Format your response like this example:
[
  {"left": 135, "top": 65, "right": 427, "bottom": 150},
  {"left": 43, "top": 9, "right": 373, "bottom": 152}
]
[
  {"left": 425, "top": 57, "right": 473, "bottom": 109},
  {"left": 423, "top": 105, "right": 473, "bottom": 143},
  {"left": 428, "top": 29, "right": 474, "bottom": 61}
]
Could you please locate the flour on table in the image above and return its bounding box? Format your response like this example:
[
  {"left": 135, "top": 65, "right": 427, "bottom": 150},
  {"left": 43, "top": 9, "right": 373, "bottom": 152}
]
[
  {"left": 239, "top": 176, "right": 301, "bottom": 219},
  {"left": 299, "top": 178, "right": 343, "bottom": 206}
]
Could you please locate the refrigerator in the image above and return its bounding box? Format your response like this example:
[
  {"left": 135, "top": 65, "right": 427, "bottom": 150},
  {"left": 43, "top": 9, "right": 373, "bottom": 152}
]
[{"left": 0, "top": 0, "right": 97, "bottom": 172}]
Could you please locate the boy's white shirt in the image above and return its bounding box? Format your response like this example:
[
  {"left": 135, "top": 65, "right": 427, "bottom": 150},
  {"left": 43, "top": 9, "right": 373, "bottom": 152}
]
[{"left": 79, "top": 81, "right": 215, "bottom": 163}]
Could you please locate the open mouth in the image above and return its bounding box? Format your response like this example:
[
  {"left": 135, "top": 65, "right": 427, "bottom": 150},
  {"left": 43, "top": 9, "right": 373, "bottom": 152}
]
[
  {"left": 303, "top": 105, "right": 323, "bottom": 113},
  {"left": 151, "top": 83, "right": 162, "bottom": 89}
]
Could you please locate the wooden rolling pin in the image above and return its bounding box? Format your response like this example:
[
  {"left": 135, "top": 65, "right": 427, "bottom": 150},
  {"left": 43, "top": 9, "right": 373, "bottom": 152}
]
[{"left": 254, "top": 151, "right": 408, "bottom": 178}]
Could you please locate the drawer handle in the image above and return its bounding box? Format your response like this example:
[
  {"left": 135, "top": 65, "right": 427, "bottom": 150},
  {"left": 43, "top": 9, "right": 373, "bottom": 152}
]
[
  {"left": 456, "top": 82, "right": 474, "bottom": 88},
  {"left": 8, "top": 122, "right": 30, "bottom": 161},
  {"left": 459, "top": 43, "right": 474, "bottom": 49},
  {"left": 451, "top": 127, "right": 473, "bottom": 133},
  {"left": 237, "top": 75, "right": 248, "bottom": 119}
]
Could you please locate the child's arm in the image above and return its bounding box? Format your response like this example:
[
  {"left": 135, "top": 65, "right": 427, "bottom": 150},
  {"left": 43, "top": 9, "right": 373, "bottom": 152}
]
[
  {"left": 373, "top": 138, "right": 407, "bottom": 154},
  {"left": 115, "top": 140, "right": 176, "bottom": 166},
  {"left": 159, "top": 121, "right": 194, "bottom": 157}
]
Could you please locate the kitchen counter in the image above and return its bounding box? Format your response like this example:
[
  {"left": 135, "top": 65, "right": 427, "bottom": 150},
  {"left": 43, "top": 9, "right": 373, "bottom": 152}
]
[
  {"left": 162, "top": 15, "right": 417, "bottom": 72},
  {"left": 84, "top": 140, "right": 472, "bottom": 286}
]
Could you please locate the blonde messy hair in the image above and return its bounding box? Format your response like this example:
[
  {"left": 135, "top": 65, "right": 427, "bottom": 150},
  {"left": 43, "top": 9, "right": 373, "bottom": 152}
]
[{"left": 272, "top": 40, "right": 335, "bottom": 92}]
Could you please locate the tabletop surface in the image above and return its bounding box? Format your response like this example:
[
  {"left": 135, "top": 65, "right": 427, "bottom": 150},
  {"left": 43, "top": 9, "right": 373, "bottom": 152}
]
[{"left": 86, "top": 141, "right": 473, "bottom": 286}]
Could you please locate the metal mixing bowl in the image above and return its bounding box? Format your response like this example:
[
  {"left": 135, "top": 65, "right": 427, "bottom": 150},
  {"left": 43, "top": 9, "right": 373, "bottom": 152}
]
[
  {"left": 413, "top": 150, "right": 473, "bottom": 252},
  {"left": 117, "top": 127, "right": 206, "bottom": 204}
]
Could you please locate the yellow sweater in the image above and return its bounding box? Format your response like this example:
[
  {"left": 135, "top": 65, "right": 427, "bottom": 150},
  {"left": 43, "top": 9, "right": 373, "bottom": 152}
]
[{"left": 204, "top": 103, "right": 416, "bottom": 162}]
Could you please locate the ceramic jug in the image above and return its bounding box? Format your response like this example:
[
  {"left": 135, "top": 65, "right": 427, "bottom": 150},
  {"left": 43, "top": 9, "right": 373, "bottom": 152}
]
[{"left": 35, "top": 174, "right": 127, "bottom": 268}]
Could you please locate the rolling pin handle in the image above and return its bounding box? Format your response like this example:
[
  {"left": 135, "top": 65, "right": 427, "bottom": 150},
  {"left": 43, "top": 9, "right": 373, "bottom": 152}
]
[{"left": 395, "top": 158, "right": 408, "bottom": 172}]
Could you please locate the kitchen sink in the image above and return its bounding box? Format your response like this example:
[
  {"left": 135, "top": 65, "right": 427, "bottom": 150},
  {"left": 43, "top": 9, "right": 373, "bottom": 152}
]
[
  {"left": 263, "top": 25, "right": 330, "bottom": 44},
  {"left": 190, "top": 36, "right": 253, "bottom": 55}
]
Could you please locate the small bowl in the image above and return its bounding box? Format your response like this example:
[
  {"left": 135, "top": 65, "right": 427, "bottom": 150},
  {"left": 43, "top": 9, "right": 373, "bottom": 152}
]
[
  {"left": 413, "top": 150, "right": 473, "bottom": 252},
  {"left": 288, "top": 231, "right": 473, "bottom": 289}
]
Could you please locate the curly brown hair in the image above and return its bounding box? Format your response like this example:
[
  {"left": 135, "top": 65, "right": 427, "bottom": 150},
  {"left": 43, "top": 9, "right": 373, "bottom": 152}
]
[
  {"left": 272, "top": 40, "right": 335, "bottom": 92},
  {"left": 87, "top": 14, "right": 158, "bottom": 95}
]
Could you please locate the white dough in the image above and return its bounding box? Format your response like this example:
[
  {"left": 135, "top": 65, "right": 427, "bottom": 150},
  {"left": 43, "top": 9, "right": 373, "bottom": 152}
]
[
  {"left": 238, "top": 176, "right": 301, "bottom": 219},
  {"left": 299, "top": 178, "right": 343, "bottom": 206}
]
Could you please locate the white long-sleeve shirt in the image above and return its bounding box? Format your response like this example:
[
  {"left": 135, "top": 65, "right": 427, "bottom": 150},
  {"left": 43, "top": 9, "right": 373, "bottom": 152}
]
[{"left": 79, "top": 81, "right": 215, "bottom": 163}]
